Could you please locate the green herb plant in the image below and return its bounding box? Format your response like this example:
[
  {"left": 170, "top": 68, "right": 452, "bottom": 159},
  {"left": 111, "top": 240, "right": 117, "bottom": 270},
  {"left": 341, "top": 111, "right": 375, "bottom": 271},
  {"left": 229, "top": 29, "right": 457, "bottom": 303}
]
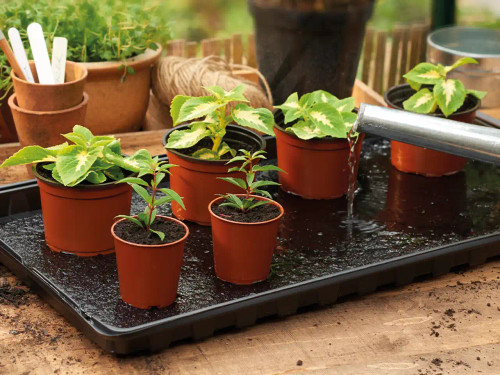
[
  {"left": 166, "top": 85, "right": 275, "bottom": 160},
  {"left": 403, "top": 57, "right": 487, "bottom": 117},
  {"left": 116, "top": 154, "right": 185, "bottom": 241},
  {"left": 0, "top": 125, "right": 150, "bottom": 186},
  {"left": 275, "top": 90, "right": 357, "bottom": 140},
  {"left": 217, "top": 150, "right": 283, "bottom": 212}
]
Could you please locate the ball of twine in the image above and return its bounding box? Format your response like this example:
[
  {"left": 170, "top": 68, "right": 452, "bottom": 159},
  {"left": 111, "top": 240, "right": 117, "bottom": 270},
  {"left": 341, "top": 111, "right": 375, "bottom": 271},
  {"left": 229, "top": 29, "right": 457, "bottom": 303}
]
[{"left": 152, "top": 55, "right": 273, "bottom": 110}]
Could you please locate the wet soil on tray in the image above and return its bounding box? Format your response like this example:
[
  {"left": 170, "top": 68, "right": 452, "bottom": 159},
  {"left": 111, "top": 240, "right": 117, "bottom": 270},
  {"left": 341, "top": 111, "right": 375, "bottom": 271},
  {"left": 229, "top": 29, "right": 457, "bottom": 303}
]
[
  {"left": 113, "top": 219, "right": 186, "bottom": 245},
  {"left": 212, "top": 202, "right": 281, "bottom": 223}
]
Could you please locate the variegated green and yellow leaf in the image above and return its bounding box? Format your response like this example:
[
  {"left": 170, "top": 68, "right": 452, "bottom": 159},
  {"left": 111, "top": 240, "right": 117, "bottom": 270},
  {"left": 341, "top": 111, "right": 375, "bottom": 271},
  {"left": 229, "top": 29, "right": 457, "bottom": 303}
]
[
  {"left": 444, "top": 57, "right": 478, "bottom": 73},
  {"left": 217, "top": 142, "right": 236, "bottom": 158},
  {"left": 231, "top": 104, "right": 275, "bottom": 136},
  {"left": 434, "top": 79, "right": 466, "bottom": 117},
  {"left": 274, "top": 92, "right": 302, "bottom": 124},
  {"left": 56, "top": 146, "right": 100, "bottom": 186},
  {"left": 466, "top": 89, "right": 487, "bottom": 100},
  {"left": 402, "top": 88, "right": 438, "bottom": 114},
  {"left": 307, "top": 103, "right": 347, "bottom": 138},
  {"left": 85, "top": 170, "right": 107, "bottom": 184},
  {"left": 341, "top": 112, "right": 358, "bottom": 132},
  {"left": 62, "top": 132, "right": 87, "bottom": 147},
  {"left": 192, "top": 148, "right": 220, "bottom": 160},
  {"left": 72, "top": 125, "right": 93, "bottom": 141},
  {"left": 166, "top": 122, "right": 210, "bottom": 149},
  {"left": 404, "top": 62, "right": 445, "bottom": 85},
  {"left": 0, "top": 146, "right": 58, "bottom": 167},
  {"left": 310, "top": 90, "right": 338, "bottom": 105},
  {"left": 332, "top": 97, "right": 355, "bottom": 113},
  {"left": 287, "top": 120, "right": 326, "bottom": 140},
  {"left": 177, "top": 96, "right": 224, "bottom": 124},
  {"left": 170, "top": 95, "right": 190, "bottom": 125}
]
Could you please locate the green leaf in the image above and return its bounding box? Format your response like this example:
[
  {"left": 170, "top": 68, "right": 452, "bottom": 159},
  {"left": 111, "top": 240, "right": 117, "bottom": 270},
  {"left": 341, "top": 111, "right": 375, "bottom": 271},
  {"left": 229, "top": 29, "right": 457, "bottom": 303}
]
[
  {"left": 203, "top": 85, "right": 226, "bottom": 98},
  {"left": 72, "top": 125, "right": 93, "bottom": 141},
  {"left": 56, "top": 146, "right": 99, "bottom": 186},
  {"left": 147, "top": 208, "right": 157, "bottom": 225},
  {"left": 444, "top": 57, "right": 478, "bottom": 73},
  {"left": 254, "top": 189, "right": 273, "bottom": 199},
  {"left": 404, "top": 62, "right": 445, "bottom": 85},
  {"left": 407, "top": 79, "right": 422, "bottom": 91},
  {"left": 332, "top": 97, "right": 355, "bottom": 113},
  {"left": 247, "top": 200, "right": 272, "bottom": 211},
  {"left": 251, "top": 180, "right": 280, "bottom": 189},
  {"left": 107, "top": 140, "right": 121, "bottom": 155},
  {"left": 252, "top": 164, "right": 286, "bottom": 173},
  {"left": 402, "top": 88, "right": 438, "bottom": 114},
  {"left": 118, "top": 177, "right": 149, "bottom": 186},
  {"left": 52, "top": 168, "right": 63, "bottom": 184},
  {"left": 132, "top": 184, "right": 152, "bottom": 204},
  {"left": 217, "top": 142, "right": 236, "bottom": 158},
  {"left": 192, "top": 148, "right": 220, "bottom": 160},
  {"left": 307, "top": 103, "right": 347, "bottom": 138},
  {"left": 43, "top": 163, "right": 56, "bottom": 171},
  {"left": 434, "top": 79, "right": 466, "bottom": 117},
  {"left": 123, "top": 149, "right": 154, "bottom": 171},
  {"left": 62, "top": 132, "right": 88, "bottom": 147},
  {"left": 342, "top": 112, "right": 358, "bottom": 130},
  {"left": 287, "top": 121, "right": 326, "bottom": 140},
  {"left": 466, "top": 89, "right": 487, "bottom": 100},
  {"left": 166, "top": 122, "right": 210, "bottom": 149},
  {"left": 47, "top": 143, "right": 69, "bottom": 152},
  {"left": 158, "top": 188, "right": 185, "bottom": 209},
  {"left": 149, "top": 229, "right": 165, "bottom": 241},
  {"left": 177, "top": 96, "right": 223, "bottom": 123},
  {"left": 231, "top": 104, "right": 275, "bottom": 136},
  {"left": 310, "top": 90, "right": 338, "bottom": 105},
  {"left": 170, "top": 95, "right": 190, "bottom": 125},
  {"left": 299, "top": 93, "right": 315, "bottom": 108},
  {"left": 104, "top": 166, "right": 124, "bottom": 181},
  {"left": 219, "top": 177, "right": 247, "bottom": 190},
  {"left": 116, "top": 215, "right": 143, "bottom": 229},
  {"left": 0, "top": 146, "right": 57, "bottom": 167},
  {"left": 275, "top": 92, "right": 302, "bottom": 123},
  {"left": 85, "top": 170, "right": 107, "bottom": 184}
]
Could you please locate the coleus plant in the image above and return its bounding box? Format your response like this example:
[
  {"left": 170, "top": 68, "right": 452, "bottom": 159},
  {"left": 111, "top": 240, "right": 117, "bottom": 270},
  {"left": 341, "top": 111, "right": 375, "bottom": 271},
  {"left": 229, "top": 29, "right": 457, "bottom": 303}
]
[
  {"left": 275, "top": 90, "right": 357, "bottom": 140},
  {"left": 403, "top": 57, "right": 487, "bottom": 117},
  {"left": 166, "top": 85, "right": 275, "bottom": 160},
  {"left": 116, "top": 153, "right": 185, "bottom": 241},
  {"left": 218, "top": 150, "right": 283, "bottom": 212},
  {"left": 0, "top": 125, "right": 148, "bottom": 186}
]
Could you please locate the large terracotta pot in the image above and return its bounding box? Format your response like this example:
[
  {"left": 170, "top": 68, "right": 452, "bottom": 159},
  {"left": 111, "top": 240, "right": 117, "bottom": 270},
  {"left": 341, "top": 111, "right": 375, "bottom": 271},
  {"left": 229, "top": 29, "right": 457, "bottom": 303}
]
[
  {"left": 79, "top": 46, "right": 162, "bottom": 134},
  {"left": 163, "top": 125, "right": 266, "bottom": 225},
  {"left": 35, "top": 166, "right": 132, "bottom": 256},
  {"left": 9, "top": 93, "right": 88, "bottom": 147},
  {"left": 0, "top": 89, "right": 17, "bottom": 143},
  {"left": 384, "top": 84, "right": 480, "bottom": 177},
  {"left": 12, "top": 61, "right": 87, "bottom": 111},
  {"left": 112, "top": 216, "right": 189, "bottom": 309},
  {"left": 274, "top": 124, "right": 364, "bottom": 199},
  {"left": 209, "top": 195, "right": 284, "bottom": 285}
]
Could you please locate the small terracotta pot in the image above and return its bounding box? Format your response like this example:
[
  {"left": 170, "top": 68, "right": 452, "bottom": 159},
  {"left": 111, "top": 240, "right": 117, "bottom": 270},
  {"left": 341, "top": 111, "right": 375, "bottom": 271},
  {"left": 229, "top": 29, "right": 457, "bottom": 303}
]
[
  {"left": 79, "top": 46, "right": 162, "bottom": 135},
  {"left": 12, "top": 61, "right": 87, "bottom": 112},
  {"left": 9, "top": 93, "right": 88, "bottom": 148},
  {"left": 274, "top": 124, "right": 364, "bottom": 199},
  {"left": 209, "top": 195, "right": 284, "bottom": 284},
  {"left": 111, "top": 216, "right": 189, "bottom": 309},
  {"left": 35, "top": 166, "right": 132, "bottom": 256},
  {"left": 385, "top": 84, "right": 480, "bottom": 177},
  {"left": 0, "top": 89, "right": 17, "bottom": 143},
  {"left": 163, "top": 124, "right": 266, "bottom": 225}
]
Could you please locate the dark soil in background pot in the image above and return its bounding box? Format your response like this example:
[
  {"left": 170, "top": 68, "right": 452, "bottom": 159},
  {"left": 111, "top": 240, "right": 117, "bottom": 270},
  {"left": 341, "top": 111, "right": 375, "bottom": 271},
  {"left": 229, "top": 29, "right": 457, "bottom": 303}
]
[
  {"left": 113, "top": 219, "right": 186, "bottom": 246},
  {"left": 212, "top": 202, "right": 280, "bottom": 223}
]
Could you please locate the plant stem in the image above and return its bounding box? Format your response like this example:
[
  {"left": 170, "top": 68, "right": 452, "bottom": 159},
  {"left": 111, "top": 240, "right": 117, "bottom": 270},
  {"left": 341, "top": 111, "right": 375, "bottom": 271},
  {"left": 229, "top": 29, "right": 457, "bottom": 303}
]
[
  {"left": 211, "top": 106, "right": 227, "bottom": 152},
  {"left": 146, "top": 169, "right": 157, "bottom": 231}
]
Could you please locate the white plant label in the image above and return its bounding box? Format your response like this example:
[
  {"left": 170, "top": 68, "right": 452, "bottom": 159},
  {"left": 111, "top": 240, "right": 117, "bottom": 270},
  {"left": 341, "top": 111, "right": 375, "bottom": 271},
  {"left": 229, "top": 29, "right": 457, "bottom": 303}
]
[
  {"left": 27, "top": 23, "right": 55, "bottom": 84},
  {"left": 8, "top": 28, "right": 34, "bottom": 83},
  {"left": 51, "top": 37, "right": 67, "bottom": 84}
]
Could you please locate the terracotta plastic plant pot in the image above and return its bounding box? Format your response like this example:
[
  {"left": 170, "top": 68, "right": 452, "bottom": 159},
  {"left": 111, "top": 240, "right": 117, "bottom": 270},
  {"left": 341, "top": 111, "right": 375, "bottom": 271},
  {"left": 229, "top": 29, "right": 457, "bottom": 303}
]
[
  {"left": 384, "top": 84, "right": 480, "bottom": 177},
  {"left": 163, "top": 124, "right": 266, "bottom": 225},
  {"left": 209, "top": 195, "right": 284, "bottom": 285},
  {"left": 111, "top": 216, "right": 189, "bottom": 309},
  {"left": 274, "top": 124, "right": 364, "bottom": 199},
  {"left": 34, "top": 166, "right": 132, "bottom": 256},
  {"left": 79, "top": 46, "right": 162, "bottom": 135},
  {"left": 11, "top": 61, "right": 87, "bottom": 112},
  {"left": 0, "top": 89, "right": 17, "bottom": 143},
  {"left": 9, "top": 93, "right": 88, "bottom": 148}
]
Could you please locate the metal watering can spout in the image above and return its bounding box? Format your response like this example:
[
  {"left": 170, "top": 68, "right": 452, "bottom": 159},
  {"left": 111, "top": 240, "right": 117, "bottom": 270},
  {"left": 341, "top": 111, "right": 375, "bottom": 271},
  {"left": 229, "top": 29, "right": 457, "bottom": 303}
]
[{"left": 353, "top": 104, "right": 500, "bottom": 165}]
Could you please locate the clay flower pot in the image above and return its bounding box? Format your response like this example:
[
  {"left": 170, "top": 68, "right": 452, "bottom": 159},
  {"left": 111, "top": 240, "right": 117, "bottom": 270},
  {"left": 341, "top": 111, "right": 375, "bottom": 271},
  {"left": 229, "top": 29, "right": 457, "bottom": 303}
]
[
  {"left": 34, "top": 165, "right": 132, "bottom": 256},
  {"left": 111, "top": 216, "right": 189, "bottom": 309},
  {"left": 9, "top": 93, "right": 88, "bottom": 148},
  {"left": 385, "top": 84, "right": 480, "bottom": 177},
  {"left": 209, "top": 195, "right": 284, "bottom": 285},
  {"left": 274, "top": 124, "right": 364, "bottom": 199},
  {"left": 163, "top": 124, "right": 266, "bottom": 225},
  {"left": 79, "top": 46, "right": 162, "bottom": 135},
  {"left": 11, "top": 61, "right": 87, "bottom": 112}
]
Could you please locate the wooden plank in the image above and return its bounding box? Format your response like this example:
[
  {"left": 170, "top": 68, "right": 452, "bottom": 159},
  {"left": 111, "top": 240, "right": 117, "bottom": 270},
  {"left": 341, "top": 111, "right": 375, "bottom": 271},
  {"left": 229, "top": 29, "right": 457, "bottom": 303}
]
[
  {"left": 361, "top": 28, "right": 375, "bottom": 86},
  {"left": 409, "top": 25, "right": 424, "bottom": 71},
  {"left": 352, "top": 79, "right": 385, "bottom": 108},
  {"left": 186, "top": 42, "right": 198, "bottom": 58},
  {"left": 387, "top": 26, "right": 403, "bottom": 89},
  {"left": 232, "top": 34, "right": 243, "bottom": 64},
  {"left": 398, "top": 27, "right": 410, "bottom": 84},
  {"left": 420, "top": 23, "right": 430, "bottom": 63},
  {"left": 201, "top": 38, "right": 220, "bottom": 57},
  {"left": 372, "top": 31, "right": 387, "bottom": 94},
  {"left": 223, "top": 38, "right": 231, "bottom": 63},
  {"left": 246, "top": 34, "right": 257, "bottom": 68}
]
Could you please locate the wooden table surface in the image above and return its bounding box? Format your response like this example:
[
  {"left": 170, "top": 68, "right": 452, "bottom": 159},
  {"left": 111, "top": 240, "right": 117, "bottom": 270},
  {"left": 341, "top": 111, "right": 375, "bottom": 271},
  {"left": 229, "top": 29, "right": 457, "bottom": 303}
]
[{"left": 0, "top": 128, "right": 499, "bottom": 375}]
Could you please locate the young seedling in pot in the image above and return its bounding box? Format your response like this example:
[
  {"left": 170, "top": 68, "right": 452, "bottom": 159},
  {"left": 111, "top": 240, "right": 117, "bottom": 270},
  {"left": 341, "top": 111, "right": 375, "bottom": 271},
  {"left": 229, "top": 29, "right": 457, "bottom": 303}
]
[
  {"left": 275, "top": 90, "right": 358, "bottom": 140},
  {"left": 217, "top": 150, "right": 284, "bottom": 215},
  {"left": 116, "top": 153, "right": 185, "bottom": 241},
  {"left": 166, "top": 85, "right": 275, "bottom": 160},
  {"left": 403, "top": 57, "right": 487, "bottom": 117}
]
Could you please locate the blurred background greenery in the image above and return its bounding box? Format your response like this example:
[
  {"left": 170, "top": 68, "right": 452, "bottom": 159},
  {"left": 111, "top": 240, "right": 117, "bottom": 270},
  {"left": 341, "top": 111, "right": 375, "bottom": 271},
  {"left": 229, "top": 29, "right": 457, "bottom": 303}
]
[{"left": 165, "top": 0, "right": 500, "bottom": 41}]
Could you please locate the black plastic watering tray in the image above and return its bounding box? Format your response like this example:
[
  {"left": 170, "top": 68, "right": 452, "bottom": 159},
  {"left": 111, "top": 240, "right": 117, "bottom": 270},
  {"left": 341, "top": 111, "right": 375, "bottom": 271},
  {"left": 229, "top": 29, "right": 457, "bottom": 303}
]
[{"left": 0, "top": 132, "right": 499, "bottom": 355}]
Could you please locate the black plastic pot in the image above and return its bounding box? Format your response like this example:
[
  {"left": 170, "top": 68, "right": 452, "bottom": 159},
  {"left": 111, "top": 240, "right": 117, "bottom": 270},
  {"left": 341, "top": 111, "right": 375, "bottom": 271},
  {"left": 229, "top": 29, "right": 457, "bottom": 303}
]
[{"left": 249, "top": 0, "right": 374, "bottom": 104}]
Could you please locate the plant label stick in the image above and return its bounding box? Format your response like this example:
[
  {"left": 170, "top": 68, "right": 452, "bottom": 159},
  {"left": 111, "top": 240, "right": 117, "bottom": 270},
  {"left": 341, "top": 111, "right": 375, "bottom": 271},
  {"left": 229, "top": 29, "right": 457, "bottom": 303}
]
[
  {"left": 8, "top": 28, "right": 34, "bottom": 83},
  {"left": 51, "top": 37, "right": 67, "bottom": 84},
  {"left": 0, "top": 30, "right": 27, "bottom": 81},
  {"left": 27, "top": 23, "right": 54, "bottom": 84}
]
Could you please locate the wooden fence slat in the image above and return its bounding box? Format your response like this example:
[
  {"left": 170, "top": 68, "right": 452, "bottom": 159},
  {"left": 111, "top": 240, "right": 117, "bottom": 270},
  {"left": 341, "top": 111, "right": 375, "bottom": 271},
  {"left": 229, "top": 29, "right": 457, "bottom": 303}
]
[
  {"left": 202, "top": 38, "right": 220, "bottom": 57},
  {"left": 409, "top": 25, "right": 423, "bottom": 70},
  {"left": 387, "top": 26, "right": 403, "bottom": 89},
  {"left": 246, "top": 35, "right": 257, "bottom": 68},
  {"left": 398, "top": 28, "right": 410, "bottom": 84},
  {"left": 232, "top": 34, "right": 243, "bottom": 64},
  {"left": 372, "top": 31, "right": 387, "bottom": 94},
  {"left": 361, "top": 28, "right": 375, "bottom": 86},
  {"left": 419, "top": 23, "right": 430, "bottom": 63},
  {"left": 186, "top": 42, "right": 198, "bottom": 58},
  {"left": 224, "top": 39, "right": 231, "bottom": 63}
]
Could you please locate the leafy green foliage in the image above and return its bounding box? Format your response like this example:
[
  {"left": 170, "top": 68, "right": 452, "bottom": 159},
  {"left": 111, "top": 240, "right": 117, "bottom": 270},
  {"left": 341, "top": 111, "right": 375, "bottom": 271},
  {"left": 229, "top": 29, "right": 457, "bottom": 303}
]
[
  {"left": 217, "top": 150, "right": 283, "bottom": 212},
  {"left": 275, "top": 90, "right": 357, "bottom": 140},
  {"left": 0, "top": 125, "right": 144, "bottom": 187},
  {"left": 116, "top": 154, "right": 184, "bottom": 241},
  {"left": 166, "top": 85, "right": 275, "bottom": 160},
  {"left": 402, "top": 57, "right": 487, "bottom": 117},
  {"left": 0, "top": 0, "right": 170, "bottom": 93}
]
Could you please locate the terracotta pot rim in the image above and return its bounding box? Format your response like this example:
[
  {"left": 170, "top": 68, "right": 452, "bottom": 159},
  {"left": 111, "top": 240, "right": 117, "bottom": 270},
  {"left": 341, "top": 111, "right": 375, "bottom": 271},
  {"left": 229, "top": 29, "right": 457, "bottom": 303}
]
[
  {"left": 274, "top": 123, "right": 350, "bottom": 144},
  {"left": 8, "top": 92, "right": 89, "bottom": 116},
  {"left": 384, "top": 83, "right": 481, "bottom": 117},
  {"left": 34, "top": 166, "right": 129, "bottom": 190},
  {"left": 208, "top": 194, "right": 284, "bottom": 225},
  {"left": 163, "top": 124, "right": 267, "bottom": 166},
  {"left": 111, "top": 215, "right": 189, "bottom": 248},
  {"left": 11, "top": 61, "right": 88, "bottom": 88},
  {"left": 79, "top": 44, "right": 162, "bottom": 73}
]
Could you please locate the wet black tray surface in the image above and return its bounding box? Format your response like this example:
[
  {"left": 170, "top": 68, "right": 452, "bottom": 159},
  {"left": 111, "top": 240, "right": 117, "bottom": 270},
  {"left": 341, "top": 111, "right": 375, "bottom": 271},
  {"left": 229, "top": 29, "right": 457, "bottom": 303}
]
[{"left": 0, "top": 137, "right": 499, "bottom": 353}]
